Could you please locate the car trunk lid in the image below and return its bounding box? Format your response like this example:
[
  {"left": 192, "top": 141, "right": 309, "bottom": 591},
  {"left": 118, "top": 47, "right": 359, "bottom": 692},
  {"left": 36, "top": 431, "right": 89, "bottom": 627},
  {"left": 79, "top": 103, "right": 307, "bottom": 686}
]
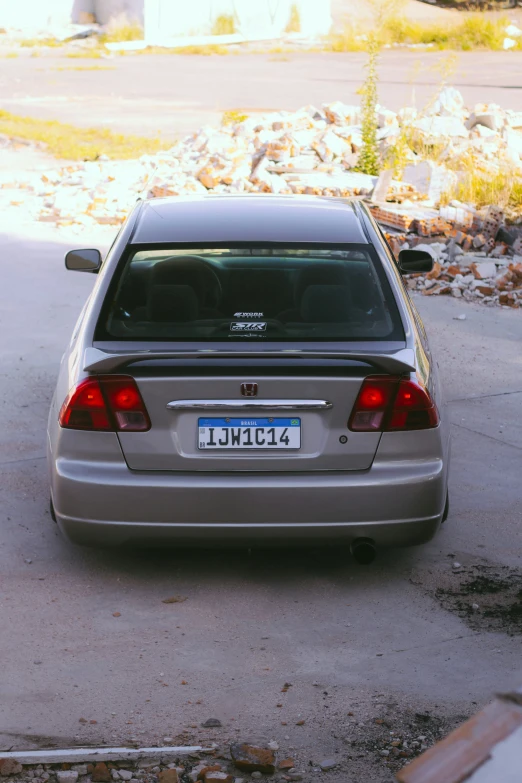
[{"left": 85, "top": 348, "right": 415, "bottom": 473}]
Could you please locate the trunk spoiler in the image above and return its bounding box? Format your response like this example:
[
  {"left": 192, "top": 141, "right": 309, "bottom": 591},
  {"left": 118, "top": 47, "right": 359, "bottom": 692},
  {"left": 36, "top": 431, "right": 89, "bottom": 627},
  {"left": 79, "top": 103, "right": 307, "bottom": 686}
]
[{"left": 83, "top": 347, "right": 416, "bottom": 375}]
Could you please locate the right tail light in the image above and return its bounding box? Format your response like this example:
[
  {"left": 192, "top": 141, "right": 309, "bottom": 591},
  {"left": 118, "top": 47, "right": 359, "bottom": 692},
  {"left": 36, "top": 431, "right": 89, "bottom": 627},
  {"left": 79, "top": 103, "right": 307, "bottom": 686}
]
[{"left": 349, "top": 376, "right": 439, "bottom": 432}]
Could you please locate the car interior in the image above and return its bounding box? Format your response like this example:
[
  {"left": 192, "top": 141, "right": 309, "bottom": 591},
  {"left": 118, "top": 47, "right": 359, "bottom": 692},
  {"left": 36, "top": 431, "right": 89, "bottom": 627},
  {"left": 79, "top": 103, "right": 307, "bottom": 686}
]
[{"left": 102, "top": 249, "right": 402, "bottom": 341}]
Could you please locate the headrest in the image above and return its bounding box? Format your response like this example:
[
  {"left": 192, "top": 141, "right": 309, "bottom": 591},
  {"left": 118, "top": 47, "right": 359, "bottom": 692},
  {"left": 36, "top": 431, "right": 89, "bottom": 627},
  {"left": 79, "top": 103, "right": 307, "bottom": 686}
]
[
  {"left": 152, "top": 257, "right": 220, "bottom": 308},
  {"left": 147, "top": 284, "right": 199, "bottom": 322},
  {"left": 300, "top": 285, "right": 351, "bottom": 323},
  {"left": 296, "top": 264, "right": 348, "bottom": 304}
]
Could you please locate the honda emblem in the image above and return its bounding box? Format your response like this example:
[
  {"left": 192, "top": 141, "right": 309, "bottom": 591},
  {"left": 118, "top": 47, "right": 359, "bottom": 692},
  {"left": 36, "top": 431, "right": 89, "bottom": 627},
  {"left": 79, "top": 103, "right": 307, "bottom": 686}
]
[{"left": 241, "top": 382, "right": 258, "bottom": 397}]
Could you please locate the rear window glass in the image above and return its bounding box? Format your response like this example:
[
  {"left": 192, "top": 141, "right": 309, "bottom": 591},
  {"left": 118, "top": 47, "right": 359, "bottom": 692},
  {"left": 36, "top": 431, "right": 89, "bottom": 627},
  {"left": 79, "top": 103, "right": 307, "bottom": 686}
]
[{"left": 97, "top": 245, "right": 404, "bottom": 342}]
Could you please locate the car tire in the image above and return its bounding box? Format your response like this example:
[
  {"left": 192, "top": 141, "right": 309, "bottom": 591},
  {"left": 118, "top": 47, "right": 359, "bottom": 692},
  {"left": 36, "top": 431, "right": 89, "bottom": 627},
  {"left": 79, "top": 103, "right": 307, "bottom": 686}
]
[
  {"left": 50, "top": 496, "right": 57, "bottom": 523},
  {"left": 442, "top": 491, "right": 449, "bottom": 523}
]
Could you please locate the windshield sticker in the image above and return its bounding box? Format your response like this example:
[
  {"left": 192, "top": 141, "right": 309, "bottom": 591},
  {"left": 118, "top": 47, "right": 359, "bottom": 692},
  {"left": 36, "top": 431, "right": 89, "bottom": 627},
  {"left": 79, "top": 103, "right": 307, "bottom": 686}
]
[
  {"left": 234, "top": 312, "right": 264, "bottom": 318},
  {"left": 230, "top": 322, "right": 267, "bottom": 332}
]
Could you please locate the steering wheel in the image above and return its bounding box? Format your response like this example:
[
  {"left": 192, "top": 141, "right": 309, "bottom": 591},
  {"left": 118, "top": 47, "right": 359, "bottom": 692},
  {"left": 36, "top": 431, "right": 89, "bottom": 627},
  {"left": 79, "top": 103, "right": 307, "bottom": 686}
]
[{"left": 154, "top": 255, "right": 223, "bottom": 310}]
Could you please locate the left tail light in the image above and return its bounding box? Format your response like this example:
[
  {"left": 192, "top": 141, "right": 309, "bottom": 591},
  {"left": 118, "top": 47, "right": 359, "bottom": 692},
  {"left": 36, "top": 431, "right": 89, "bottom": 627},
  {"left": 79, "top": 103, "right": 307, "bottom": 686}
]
[{"left": 59, "top": 376, "right": 151, "bottom": 432}]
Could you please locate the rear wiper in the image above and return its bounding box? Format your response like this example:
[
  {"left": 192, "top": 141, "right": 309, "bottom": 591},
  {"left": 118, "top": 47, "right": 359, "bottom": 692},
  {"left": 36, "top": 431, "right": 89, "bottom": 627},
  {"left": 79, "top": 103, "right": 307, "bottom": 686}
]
[{"left": 84, "top": 347, "right": 416, "bottom": 375}]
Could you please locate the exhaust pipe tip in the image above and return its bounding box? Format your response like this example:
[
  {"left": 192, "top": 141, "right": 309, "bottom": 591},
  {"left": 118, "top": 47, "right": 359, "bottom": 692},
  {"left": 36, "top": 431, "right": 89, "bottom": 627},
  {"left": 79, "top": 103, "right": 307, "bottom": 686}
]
[{"left": 350, "top": 538, "right": 377, "bottom": 565}]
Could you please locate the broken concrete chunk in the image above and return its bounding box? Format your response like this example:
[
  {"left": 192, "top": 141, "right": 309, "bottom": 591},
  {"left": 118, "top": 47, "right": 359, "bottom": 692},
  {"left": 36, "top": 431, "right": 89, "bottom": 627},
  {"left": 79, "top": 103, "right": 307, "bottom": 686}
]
[
  {"left": 230, "top": 744, "right": 276, "bottom": 774},
  {"left": 377, "top": 107, "right": 398, "bottom": 128},
  {"left": 56, "top": 774, "right": 79, "bottom": 783},
  {"left": 470, "top": 260, "right": 497, "bottom": 279},
  {"left": 413, "top": 115, "right": 469, "bottom": 139},
  {"left": 322, "top": 101, "right": 360, "bottom": 126},
  {"left": 370, "top": 169, "right": 393, "bottom": 203},
  {"left": 0, "top": 759, "right": 23, "bottom": 776},
  {"left": 428, "top": 86, "right": 465, "bottom": 118},
  {"left": 403, "top": 160, "right": 457, "bottom": 203},
  {"left": 466, "top": 108, "right": 505, "bottom": 133}
]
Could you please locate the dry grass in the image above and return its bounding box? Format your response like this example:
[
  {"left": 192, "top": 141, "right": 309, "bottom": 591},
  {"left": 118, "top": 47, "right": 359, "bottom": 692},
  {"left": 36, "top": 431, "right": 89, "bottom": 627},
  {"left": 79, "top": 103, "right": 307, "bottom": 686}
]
[
  {"left": 0, "top": 110, "right": 171, "bottom": 160},
  {"left": 65, "top": 49, "right": 105, "bottom": 59},
  {"left": 451, "top": 156, "right": 522, "bottom": 209},
  {"left": 99, "top": 16, "right": 143, "bottom": 44},
  {"left": 211, "top": 14, "right": 236, "bottom": 35},
  {"left": 384, "top": 121, "right": 522, "bottom": 209},
  {"left": 326, "top": 14, "right": 521, "bottom": 52},
  {"left": 222, "top": 110, "right": 249, "bottom": 125},
  {"left": 53, "top": 65, "right": 116, "bottom": 71},
  {"left": 20, "top": 37, "right": 63, "bottom": 48},
  {"left": 285, "top": 4, "right": 301, "bottom": 33},
  {"left": 325, "top": 27, "right": 368, "bottom": 52},
  {"left": 171, "top": 44, "right": 232, "bottom": 55}
]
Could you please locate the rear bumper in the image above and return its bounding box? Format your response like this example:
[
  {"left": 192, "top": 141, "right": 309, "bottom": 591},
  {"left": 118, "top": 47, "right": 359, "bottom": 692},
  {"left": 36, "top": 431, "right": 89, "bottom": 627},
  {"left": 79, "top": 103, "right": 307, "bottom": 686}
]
[{"left": 51, "top": 457, "right": 446, "bottom": 547}]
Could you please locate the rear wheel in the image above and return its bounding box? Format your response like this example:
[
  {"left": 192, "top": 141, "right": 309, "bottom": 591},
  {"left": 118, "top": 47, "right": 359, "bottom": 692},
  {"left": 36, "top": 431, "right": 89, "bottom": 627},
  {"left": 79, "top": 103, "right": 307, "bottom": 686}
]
[{"left": 442, "top": 491, "right": 449, "bottom": 523}]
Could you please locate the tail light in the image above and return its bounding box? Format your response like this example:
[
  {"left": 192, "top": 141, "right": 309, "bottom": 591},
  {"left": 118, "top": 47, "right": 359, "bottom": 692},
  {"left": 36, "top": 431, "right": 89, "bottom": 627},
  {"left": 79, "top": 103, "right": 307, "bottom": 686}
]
[
  {"left": 349, "top": 376, "right": 439, "bottom": 432},
  {"left": 59, "top": 376, "right": 150, "bottom": 432}
]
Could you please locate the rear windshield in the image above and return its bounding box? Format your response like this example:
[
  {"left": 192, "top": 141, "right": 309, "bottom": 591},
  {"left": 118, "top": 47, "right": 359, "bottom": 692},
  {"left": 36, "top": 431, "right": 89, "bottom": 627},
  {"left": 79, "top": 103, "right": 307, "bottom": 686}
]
[{"left": 97, "top": 245, "right": 404, "bottom": 342}]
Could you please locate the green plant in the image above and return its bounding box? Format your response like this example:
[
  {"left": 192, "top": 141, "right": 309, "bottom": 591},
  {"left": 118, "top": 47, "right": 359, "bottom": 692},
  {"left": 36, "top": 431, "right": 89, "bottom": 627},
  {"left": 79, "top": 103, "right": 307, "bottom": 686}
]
[
  {"left": 285, "top": 4, "right": 301, "bottom": 34},
  {"left": 211, "top": 14, "right": 236, "bottom": 36},
  {"left": 356, "top": 34, "right": 380, "bottom": 176}
]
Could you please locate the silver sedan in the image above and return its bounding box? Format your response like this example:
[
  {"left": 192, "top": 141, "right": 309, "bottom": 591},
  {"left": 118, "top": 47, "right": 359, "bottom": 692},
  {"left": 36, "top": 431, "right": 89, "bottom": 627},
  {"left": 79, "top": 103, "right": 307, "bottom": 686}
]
[{"left": 47, "top": 195, "right": 450, "bottom": 563}]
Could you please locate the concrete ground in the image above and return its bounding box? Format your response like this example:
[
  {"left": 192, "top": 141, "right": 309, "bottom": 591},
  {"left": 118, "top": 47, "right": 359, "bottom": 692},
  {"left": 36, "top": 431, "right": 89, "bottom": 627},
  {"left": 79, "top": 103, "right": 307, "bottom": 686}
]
[
  {"left": 0, "top": 215, "right": 521, "bottom": 781},
  {"left": 1, "top": 50, "right": 522, "bottom": 140}
]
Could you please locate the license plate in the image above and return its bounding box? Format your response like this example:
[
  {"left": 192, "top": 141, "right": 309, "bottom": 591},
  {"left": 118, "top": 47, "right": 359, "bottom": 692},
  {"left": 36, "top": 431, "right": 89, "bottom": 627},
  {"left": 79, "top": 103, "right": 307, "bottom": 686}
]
[{"left": 198, "top": 417, "right": 301, "bottom": 450}]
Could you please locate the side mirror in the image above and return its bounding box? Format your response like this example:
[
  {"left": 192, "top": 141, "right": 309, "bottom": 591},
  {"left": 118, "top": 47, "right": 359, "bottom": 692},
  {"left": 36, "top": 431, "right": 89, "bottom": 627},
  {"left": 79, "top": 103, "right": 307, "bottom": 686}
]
[
  {"left": 65, "top": 248, "right": 102, "bottom": 273},
  {"left": 398, "top": 249, "right": 434, "bottom": 275}
]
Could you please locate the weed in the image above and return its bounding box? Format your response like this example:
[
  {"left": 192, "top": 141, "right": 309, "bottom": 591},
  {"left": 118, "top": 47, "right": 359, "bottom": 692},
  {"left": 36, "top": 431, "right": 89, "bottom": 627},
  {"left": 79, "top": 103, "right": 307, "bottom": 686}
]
[
  {"left": 99, "top": 15, "right": 143, "bottom": 43},
  {"left": 20, "top": 37, "right": 63, "bottom": 48},
  {"left": 285, "top": 4, "right": 301, "bottom": 34},
  {"left": 171, "top": 44, "right": 232, "bottom": 55},
  {"left": 325, "top": 13, "right": 521, "bottom": 52},
  {"left": 222, "top": 110, "right": 249, "bottom": 125},
  {"left": 356, "top": 34, "right": 380, "bottom": 176},
  {"left": 0, "top": 110, "right": 171, "bottom": 160},
  {"left": 325, "top": 26, "right": 367, "bottom": 52},
  {"left": 450, "top": 155, "right": 522, "bottom": 209},
  {"left": 66, "top": 49, "right": 104, "bottom": 59},
  {"left": 211, "top": 14, "right": 236, "bottom": 36},
  {"left": 53, "top": 65, "right": 116, "bottom": 71}
]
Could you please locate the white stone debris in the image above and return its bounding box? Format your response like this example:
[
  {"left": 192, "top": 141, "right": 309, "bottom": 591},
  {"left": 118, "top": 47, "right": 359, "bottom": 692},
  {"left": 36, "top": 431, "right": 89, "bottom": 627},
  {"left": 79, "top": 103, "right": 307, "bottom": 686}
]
[{"left": 2, "top": 87, "right": 522, "bottom": 308}]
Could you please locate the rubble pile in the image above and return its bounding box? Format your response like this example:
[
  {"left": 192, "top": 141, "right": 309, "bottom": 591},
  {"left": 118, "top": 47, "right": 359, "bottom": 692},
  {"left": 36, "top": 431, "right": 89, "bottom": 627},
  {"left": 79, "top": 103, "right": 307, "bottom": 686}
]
[
  {"left": 0, "top": 742, "right": 305, "bottom": 783},
  {"left": 2, "top": 86, "right": 522, "bottom": 307},
  {"left": 384, "top": 205, "right": 522, "bottom": 308}
]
